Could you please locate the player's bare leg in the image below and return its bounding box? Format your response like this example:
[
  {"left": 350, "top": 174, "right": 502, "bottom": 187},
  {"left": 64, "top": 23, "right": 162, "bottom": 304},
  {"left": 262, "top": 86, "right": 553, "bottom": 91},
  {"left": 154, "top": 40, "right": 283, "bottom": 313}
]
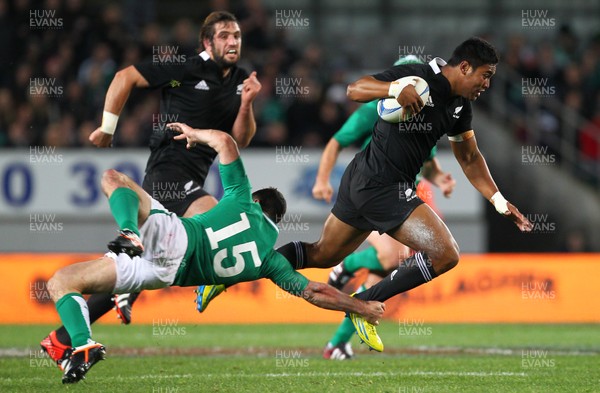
[
  {"left": 49, "top": 257, "right": 118, "bottom": 302},
  {"left": 367, "top": 232, "right": 411, "bottom": 271},
  {"left": 354, "top": 203, "right": 459, "bottom": 302},
  {"left": 47, "top": 169, "right": 151, "bottom": 354},
  {"left": 183, "top": 194, "right": 218, "bottom": 217},
  {"left": 47, "top": 256, "right": 117, "bottom": 383},
  {"left": 278, "top": 213, "right": 370, "bottom": 270}
]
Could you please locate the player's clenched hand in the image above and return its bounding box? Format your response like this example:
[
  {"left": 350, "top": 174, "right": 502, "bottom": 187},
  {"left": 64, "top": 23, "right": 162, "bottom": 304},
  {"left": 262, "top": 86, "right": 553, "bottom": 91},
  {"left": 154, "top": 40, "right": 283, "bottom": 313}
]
[
  {"left": 363, "top": 301, "right": 386, "bottom": 325},
  {"left": 168, "top": 122, "right": 198, "bottom": 149},
  {"left": 89, "top": 128, "right": 113, "bottom": 148},
  {"left": 433, "top": 172, "right": 456, "bottom": 198},
  {"left": 241, "top": 71, "right": 261, "bottom": 104},
  {"left": 312, "top": 180, "right": 334, "bottom": 203},
  {"left": 504, "top": 202, "right": 533, "bottom": 232},
  {"left": 397, "top": 85, "right": 424, "bottom": 121}
]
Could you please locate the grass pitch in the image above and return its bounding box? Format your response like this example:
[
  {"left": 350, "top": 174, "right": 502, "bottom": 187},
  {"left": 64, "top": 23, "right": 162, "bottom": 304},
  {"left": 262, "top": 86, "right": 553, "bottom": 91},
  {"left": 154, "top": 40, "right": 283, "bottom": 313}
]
[{"left": 0, "top": 323, "right": 598, "bottom": 392}]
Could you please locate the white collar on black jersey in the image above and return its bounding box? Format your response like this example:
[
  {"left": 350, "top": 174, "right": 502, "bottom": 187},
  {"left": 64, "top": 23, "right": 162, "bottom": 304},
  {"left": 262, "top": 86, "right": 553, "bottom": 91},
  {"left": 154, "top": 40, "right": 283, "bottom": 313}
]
[
  {"left": 428, "top": 57, "right": 447, "bottom": 74},
  {"left": 199, "top": 51, "right": 210, "bottom": 61}
]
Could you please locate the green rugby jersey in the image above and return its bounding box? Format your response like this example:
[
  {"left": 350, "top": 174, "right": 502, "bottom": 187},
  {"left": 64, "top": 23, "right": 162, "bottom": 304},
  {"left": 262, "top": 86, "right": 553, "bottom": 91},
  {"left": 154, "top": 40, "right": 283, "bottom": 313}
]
[{"left": 172, "top": 158, "right": 309, "bottom": 295}]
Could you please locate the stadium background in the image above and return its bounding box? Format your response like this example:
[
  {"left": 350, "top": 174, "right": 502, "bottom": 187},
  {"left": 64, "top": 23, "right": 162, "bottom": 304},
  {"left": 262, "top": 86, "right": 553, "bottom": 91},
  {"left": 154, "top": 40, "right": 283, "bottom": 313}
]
[{"left": 1, "top": 0, "right": 599, "bottom": 327}]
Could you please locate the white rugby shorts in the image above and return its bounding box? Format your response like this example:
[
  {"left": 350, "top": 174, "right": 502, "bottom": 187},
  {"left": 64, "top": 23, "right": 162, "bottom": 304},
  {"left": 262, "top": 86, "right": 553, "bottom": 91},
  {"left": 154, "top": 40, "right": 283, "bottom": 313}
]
[{"left": 107, "top": 198, "right": 188, "bottom": 293}]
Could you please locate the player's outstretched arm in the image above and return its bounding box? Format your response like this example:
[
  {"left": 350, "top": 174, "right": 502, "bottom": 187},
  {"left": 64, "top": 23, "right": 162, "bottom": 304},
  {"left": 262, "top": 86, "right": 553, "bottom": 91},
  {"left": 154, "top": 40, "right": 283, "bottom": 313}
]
[
  {"left": 312, "top": 138, "right": 342, "bottom": 203},
  {"left": 89, "top": 66, "right": 150, "bottom": 147},
  {"left": 168, "top": 122, "right": 240, "bottom": 165},
  {"left": 421, "top": 158, "right": 456, "bottom": 198},
  {"left": 231, "top": 71, "right": 261, "bottom": 148},
  {"left": 451, "top": 133, "right": 533, "bottom": 232},
  {"left": 300, "top": 281, "right": 385, "bottom": 325}
]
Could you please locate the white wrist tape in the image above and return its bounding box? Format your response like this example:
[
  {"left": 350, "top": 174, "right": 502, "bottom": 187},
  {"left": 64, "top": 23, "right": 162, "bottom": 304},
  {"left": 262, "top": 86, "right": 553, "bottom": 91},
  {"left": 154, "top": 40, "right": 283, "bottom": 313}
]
[
  {"left": 388, "top": 76, "right": 418, "bottom": 98},
  {"left": 100, "top": 111, "right": 119, "bottom": 135},
  {"left": 490, "top": 191, "right": 509, "bottom": 214}
]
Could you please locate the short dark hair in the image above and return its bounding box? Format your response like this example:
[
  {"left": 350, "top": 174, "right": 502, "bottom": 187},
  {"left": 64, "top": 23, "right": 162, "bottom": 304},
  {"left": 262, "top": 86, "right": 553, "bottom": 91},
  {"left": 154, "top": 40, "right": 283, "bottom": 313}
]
[
  {"left": 200, "top": 11, "right": 238, "bottom": 49},
  {"left": 252, "top": 187, "right": 286, "bottom": 224},
  {"left": 447, "top": 37, "right": 499, "bottom": 69}
]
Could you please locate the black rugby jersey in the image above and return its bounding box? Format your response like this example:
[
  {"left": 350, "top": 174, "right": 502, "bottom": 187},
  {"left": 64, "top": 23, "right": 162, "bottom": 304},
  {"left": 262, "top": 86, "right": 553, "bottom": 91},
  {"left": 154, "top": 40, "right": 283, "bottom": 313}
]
[
  {"left": 135, "top": 51, "right": 248, "bottom": 181},
  {"left": 355, "top": 57, "right": 472, "bottom": 184}
]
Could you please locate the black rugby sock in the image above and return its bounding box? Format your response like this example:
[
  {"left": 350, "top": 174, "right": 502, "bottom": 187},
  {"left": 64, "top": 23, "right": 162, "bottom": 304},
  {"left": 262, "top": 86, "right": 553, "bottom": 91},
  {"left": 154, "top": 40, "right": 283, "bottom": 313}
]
[
  {"left": 354, "top": 252, "right": 437, "bottom": 302},
  {"left": 276, "top": 241, "right": 308, "bottom": 270}
]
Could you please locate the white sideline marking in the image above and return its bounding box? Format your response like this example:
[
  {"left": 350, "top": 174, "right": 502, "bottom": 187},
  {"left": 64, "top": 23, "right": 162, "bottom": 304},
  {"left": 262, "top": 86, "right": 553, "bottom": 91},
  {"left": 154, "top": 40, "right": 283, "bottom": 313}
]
[
  {"left": 4, "top": 346, "right": 596, "bottom": 357},
  {"left": 92, "top": 371, "right": 527, "bottom": 379}
]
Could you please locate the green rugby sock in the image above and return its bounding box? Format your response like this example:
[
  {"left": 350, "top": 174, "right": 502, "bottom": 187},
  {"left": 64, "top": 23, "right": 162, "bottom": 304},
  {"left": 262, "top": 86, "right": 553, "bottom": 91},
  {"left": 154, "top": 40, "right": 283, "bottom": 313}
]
[
  {"left": 343, "top": 247, "right": 383, "bottom": 273},
  {"left": 108, "top": 187, "right": 140, "bottom": 236},
  {"left": 56, "top": 293, "right": 92, "bottom": 347},
  {"left": 329, "top": 285, "right": 367, "bottom": 346}
]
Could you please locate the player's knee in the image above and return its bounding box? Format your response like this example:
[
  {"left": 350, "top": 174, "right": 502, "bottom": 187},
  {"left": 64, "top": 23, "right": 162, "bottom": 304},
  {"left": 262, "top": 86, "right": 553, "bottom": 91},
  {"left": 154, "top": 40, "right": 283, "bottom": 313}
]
[
  {"left": 433, "top": 242, "right": 460, "bottom": 274},
  {"left": 101, "top": 169, "right": 127, "bottom": 194},
  {"left": 47, "top": 270, "right": 69, "bottom": 302}
]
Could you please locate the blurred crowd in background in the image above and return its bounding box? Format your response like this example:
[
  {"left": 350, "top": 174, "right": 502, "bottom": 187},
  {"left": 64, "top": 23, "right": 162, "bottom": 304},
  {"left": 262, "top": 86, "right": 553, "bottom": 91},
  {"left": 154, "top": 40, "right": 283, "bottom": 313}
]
[{"left": 1, "top": 0, "right": 599, "bottom": 182}]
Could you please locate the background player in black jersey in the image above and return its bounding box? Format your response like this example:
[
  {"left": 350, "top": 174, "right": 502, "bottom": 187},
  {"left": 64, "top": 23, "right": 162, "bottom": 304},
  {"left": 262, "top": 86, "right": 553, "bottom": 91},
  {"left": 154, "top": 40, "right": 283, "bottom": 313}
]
[
  {"left": 41, "top": 11, "right": 261, "bottom": 362},
  {"left": 273, "top": 38, "right": 533, "bottom": 347}
]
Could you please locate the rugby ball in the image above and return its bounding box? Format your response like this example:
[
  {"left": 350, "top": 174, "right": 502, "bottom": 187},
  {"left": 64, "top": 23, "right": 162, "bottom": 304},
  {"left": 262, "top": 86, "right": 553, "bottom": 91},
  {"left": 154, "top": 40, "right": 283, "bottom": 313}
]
[{"left": 377, "top": 77, "right": 430, "bottom": 123}]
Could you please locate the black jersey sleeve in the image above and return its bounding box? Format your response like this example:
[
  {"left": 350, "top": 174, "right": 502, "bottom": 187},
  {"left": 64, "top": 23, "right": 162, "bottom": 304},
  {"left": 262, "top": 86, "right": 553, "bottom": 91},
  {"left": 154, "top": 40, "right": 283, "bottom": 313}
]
[
  {"left": 448, "top": 100, "right": 473, "bottom": 136},
  {"left": 372, "top": 64, "right": 426, "bottom": 82},
  {"left": 134, "top": 60, "right": 187, "bottom": 89}
]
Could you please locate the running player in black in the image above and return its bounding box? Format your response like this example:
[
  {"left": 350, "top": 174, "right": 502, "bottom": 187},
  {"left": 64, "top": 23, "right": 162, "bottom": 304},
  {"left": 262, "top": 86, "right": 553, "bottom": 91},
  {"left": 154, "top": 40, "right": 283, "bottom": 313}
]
[
  {"left": 274, "top": 37, "right": 533, "bottom": 349},
  {"left": 41, "top": 11, "right": 261, "bottom": 364}
]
